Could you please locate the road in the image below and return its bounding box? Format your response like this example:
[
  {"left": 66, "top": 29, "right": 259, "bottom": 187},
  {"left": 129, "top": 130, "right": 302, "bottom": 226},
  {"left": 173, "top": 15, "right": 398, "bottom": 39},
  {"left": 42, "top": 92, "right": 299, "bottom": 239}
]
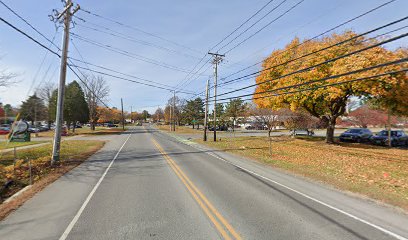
[{"left": 0, "top": 125, "right": 407, "bottom": 240}]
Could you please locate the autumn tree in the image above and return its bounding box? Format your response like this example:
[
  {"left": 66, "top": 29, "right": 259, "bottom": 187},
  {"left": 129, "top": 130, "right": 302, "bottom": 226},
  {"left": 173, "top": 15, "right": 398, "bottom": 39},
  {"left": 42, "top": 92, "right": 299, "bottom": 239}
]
[
  {"left": 283, "top": 110, "right": 320, "bottom": 136},
  {"left": 153, "top": 107, "right": 164, "bottom": 122},
  {"left": 254, "top": 31, "right": 407, "bottom": 143},
  {"left": 97, "top": 107, "right": 121, "bottom": 124},
  {"left": 348, "top": 105, "right": 397, "bottom": 128}
]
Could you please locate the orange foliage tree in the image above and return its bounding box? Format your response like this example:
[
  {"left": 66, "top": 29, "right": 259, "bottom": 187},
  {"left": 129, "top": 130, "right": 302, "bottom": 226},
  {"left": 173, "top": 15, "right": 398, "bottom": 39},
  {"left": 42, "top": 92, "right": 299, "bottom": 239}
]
[
  {"left": 254, "top": 31, "right": 407, "bottom": 143},
  {"left": 97, "top": 107, "right": 122, "bottom": 123}
]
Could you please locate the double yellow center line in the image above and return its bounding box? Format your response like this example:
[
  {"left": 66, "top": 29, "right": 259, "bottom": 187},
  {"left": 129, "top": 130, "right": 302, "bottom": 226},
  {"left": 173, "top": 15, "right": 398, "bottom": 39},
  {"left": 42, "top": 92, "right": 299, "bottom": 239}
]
[{"left": 151, "top": 138, "right": 241, "bottom": 240}]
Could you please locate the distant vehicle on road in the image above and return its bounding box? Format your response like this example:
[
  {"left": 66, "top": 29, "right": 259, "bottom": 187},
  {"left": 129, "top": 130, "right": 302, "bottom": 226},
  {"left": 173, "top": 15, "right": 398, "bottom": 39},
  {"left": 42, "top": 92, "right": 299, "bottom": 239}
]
[
  {"left": 208, "top": 125, "right": 228, "bottom": 131},
  {"left": 371, "top": 130, "right": 408, "bottom": 146},
  {"left": 339, "top": 128, "right": 373, "bottom": 143}
]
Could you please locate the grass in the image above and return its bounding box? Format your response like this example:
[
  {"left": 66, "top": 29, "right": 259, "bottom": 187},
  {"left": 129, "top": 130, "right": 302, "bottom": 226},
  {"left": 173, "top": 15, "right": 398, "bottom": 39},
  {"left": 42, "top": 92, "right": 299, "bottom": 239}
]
[
  {"left": 36, "top": 127, "right": 125, "bottom": 138},
  {"left": 156, "top": 124, "right": 203, "bottom": 134},
  {"left": 0, "top": 141, "right": 48, "bottom": 150},
  {"left": 0, "top": 140, "right": 105, "bottom": 219},
  {"left": 196, "top": 136, "right": 408, "bottom": 211}
]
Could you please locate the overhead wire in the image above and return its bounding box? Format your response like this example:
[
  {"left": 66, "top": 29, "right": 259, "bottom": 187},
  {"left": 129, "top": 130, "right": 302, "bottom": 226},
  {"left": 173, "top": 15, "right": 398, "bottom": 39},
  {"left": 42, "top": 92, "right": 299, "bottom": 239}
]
[
  {"left": 211, "top": 32, "right": 408, "bottom": 98},
  {"left": 72, "top": 15, "right": 201, "bottom": 60},
  {"left": 70, "top": 32, "right": 200, "bottom": 75},
  {"left": 220, "top": 0, "right": 398, "bottom": 81},
  {"left": 79, "top": 7, "right": 203, "bottom": 55},
  {"left": 210, "top": 57, "right": 408, "bottom": 102}
]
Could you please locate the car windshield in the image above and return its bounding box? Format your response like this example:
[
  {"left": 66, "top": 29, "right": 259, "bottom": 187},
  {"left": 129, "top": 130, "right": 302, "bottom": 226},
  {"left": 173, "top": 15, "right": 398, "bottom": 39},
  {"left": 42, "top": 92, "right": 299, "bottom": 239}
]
[
  {"left": 378, "top": 131, "right": 399, "bottom": 136},
  {"left": 346, "top": 129, "right": 362, "bottom": 133}
]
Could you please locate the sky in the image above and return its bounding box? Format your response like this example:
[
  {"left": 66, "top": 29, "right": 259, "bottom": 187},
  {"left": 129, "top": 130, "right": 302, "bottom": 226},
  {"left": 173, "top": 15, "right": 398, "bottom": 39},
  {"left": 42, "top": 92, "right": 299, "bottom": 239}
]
[{"left": 0, "top": 0, "right": 407, "bottom": 113}]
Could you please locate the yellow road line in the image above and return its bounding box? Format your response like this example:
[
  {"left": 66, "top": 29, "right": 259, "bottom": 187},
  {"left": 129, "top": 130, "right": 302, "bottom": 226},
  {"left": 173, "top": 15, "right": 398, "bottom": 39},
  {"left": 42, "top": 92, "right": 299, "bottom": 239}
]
[{"left": 151, "top": 138, "right": 241, "bottom": 240}]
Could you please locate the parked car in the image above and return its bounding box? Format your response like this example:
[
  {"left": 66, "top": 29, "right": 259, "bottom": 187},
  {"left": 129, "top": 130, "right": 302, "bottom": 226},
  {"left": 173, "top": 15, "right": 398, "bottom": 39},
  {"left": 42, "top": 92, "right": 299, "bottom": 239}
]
[
  {"left": 245, "top": 125, "right": 256, "bottom": 130},
  {"left": 371, "top": 130, "right": 408, "bottom": 146},
  {"left": 339, "top": 128, "right": 373, "bottom": 143},
  {"left": 28, "top": 126, "right": 40, "bottom": 133},
  {"left": 0, "top": 127, "right": 10, "bottom": 135},
  {"left": 106, "top": 123, "right": 118, "bottom": 128},
  {"left": 208, "top": 125, "right": 228, "bottom": 131},
  {"left": 38, "top": 125, "right": 50, "bottom": 132}
]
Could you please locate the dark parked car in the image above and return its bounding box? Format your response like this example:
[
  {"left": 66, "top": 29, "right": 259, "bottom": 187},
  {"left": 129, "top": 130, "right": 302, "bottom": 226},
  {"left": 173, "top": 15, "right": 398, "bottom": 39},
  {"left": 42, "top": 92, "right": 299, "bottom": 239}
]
[
  {"left": 208, "top": 125, "right": 228, "bottom": 131},
  {"left": 371, "top": 130, "right": 408, "bottom": 146},
  {"left": 106, "top": 123, "right": 118, "bottom": 128},
  {"left": 339, "top": 128, "right": 373, "bottom": 143}
]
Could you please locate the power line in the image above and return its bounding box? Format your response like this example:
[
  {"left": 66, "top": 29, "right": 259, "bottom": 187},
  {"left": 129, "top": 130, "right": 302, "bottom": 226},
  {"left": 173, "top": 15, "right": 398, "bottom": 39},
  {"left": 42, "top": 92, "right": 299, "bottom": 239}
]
[
  {"left": 188, "top": 18, "right": 408, "bottom": 101},
  {"left": 212, "top": 32, "right": 408, "bottom": 98},
  {"left": 73, "top": 16, "right": 201, "bottom": 60},
  {"left": 211, "top": 0, "right": 276, "bottom": 51},
  {"left": 69, "top": 64, "right": 196, "bottom": 95},
  {"left": 79, "top": 7, "right": 203, "bottom": 55},
  {"left": 0, "top": 13, "right": 111, "bottom": 108},
  {"left": 217, "top": 0, "right": 290, "bottom": 52},
  {"left": 70, "top": 32, "right": 199, "bottom": 75},
  {"left": 215, "top": 69, "right": 407, "bottom": 104},
  {"left": 69, "top": 56, "right": 195, "bottom": 92},
  {"left": 219, "top": 17, "right": 408, "bottom": 87},
  {"left": 211, "top": 58, "right": 408, "bottom": 102},
  {"left": 221, "top": 0, "right": 398, "bottom": 81}
]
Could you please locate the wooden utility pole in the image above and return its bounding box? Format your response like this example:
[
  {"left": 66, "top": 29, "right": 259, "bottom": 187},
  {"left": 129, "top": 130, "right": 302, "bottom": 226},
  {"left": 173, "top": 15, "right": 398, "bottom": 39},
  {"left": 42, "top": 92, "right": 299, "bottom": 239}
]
[
  {"left": 208, "top": 52, "right": 224, "bottom": 142},
  {"left": 121, "top": 98, "right": 125, "bottom": 131},
  {"left": 51, "top": 0, "right": 80, "bottom": 164},
  {"left": 173, "top": 90, "right": 176, "bottom": 131},
  {"left": 203, "top": 78, "right": 210, "bottom": 141}
]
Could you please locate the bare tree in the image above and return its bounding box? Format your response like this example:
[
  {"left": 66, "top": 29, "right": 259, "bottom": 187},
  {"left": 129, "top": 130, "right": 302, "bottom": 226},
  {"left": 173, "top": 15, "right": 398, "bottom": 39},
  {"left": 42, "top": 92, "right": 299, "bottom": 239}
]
[
  {"left": 36, "top": 82, "right": 56, "bottom": 128},
  {"left": 81, "top": 75, "right": 110, "bottom": 130},
  {"left": 250, "top": 105, "right": 285, "bottom": 155},
  {"left": 0, "top": 69, "right": 17, "bottom": 87}
]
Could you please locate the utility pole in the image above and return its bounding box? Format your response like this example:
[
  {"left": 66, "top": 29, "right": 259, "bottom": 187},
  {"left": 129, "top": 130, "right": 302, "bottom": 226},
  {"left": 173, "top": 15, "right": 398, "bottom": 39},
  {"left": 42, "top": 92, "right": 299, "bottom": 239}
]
[
  {"left": 173, "top": 90, "right": 176, "bottom": 131},
  {"left": 130, "top": 106, "right": 133, "bottom": 123},
  {"left": 169, "top": 100, "right": 172, "bottom": 131},
  {"left": 208, "top": 52, "right": 224, "bottom": 142},
  {"left": 51, "top": 0, "right": 80, "bottom": 165},
  {"left": 121, "top": 98, "right": 125, "bottom": 130},
  {"left": 203, "top": 78, "right": 210, "bottom": 141}
]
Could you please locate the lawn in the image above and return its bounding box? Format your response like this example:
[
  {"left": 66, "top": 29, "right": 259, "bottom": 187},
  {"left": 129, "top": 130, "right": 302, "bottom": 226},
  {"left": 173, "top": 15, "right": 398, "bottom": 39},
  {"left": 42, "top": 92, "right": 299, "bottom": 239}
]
[
  {"left": 197, "top": 136, "right": 408, "bottom": 210},
  {"left": 0, "top": 140, "right": 105, "bottom": 217},
  {"left": 36, "top": 127, "right": 125, "bottom": 138},
  {"left": 0, "top": 141, "right": 48, "bottom": 150},
  {"left": 156, "top": 124, "right": 203, "bottom": 134}
]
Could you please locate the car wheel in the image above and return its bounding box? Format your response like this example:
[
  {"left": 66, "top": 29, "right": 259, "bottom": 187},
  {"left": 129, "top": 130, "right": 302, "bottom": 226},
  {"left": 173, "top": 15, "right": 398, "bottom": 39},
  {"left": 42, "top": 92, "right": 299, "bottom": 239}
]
[{"left": 356, "top": 138, "right": 361, "bottom": 143}]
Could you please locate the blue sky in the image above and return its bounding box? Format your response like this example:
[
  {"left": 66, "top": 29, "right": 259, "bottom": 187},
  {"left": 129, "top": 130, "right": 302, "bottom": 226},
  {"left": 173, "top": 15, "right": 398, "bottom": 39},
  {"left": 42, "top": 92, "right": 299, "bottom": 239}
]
[{"left": 0, "top": 0, "right": 407, "bottom": 113}]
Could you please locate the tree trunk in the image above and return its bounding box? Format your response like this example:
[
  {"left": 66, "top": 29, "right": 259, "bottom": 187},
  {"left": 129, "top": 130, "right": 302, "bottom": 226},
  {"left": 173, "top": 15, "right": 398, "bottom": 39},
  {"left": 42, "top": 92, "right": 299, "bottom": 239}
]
[
  {"left": 192, "top": 124, "right": 195, "bottom": 129},
  {"left": 326, "top": 118, "right": 337, "bottom": 143},
  {"left": 72, "top": 124, "right": 76, "bottom": 133},
  {"left": 91, "top": 121, "right": 96, "bottom": 131}
]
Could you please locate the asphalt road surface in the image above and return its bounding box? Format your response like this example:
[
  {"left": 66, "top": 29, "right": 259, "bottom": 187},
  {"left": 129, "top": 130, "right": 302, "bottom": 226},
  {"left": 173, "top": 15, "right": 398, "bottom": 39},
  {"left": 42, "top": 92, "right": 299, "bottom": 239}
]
[{"left": 1, "top": 125, "right": 407, "bottom": 240}]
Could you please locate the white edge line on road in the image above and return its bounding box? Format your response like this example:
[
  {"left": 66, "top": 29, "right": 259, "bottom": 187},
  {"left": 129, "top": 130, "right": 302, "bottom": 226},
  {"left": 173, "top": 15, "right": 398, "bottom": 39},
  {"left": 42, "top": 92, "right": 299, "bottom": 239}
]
[
  {"left": 159, "top": 128, "right": 407, "bottom": 240},
  {"left": 59, "top": 133, "right": 132, "bottom": 240}
]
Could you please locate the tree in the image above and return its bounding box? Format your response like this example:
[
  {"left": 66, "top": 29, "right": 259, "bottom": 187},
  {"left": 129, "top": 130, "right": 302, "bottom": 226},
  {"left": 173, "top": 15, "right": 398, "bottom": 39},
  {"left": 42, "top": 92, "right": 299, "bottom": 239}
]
[
  {"left": 20, "top": 94, "right": 47, "bottom": 125},
  {"left": 153, "top": 107, "right": 164, "bottom": 122},
  {"left": 80, "top": 76, "right": 110, "bottom": 130},
  {"left": 37, "top": 82, "right": 56, "bottom": 128},
  {"left": 224, "top": 98, "right": 246, "bottom": 131},
  {"left": 184, "top": 98, "right": 204, "bottom": 129},
  {"left": 49, "top": 81, "right": 89, "bottom": 132},
  {"left": 348, "top": 105, "right": 397, "bottom": 128},
  {"left": 64, "top": 81, "right": 89, "bottom": 132},
  {"left": 283, "top": 110, "right": 320, "bottom": 136},
  {"left": 254, "top": 31, "right": 408, "bottom": 143},
  {"left": 141, "top": 110, "right": 150, "bottom": 122},
  {"left": 97, "top": 107, "right": 121, "bottom": 123},
  {"left": 167, "top": 96, "right": 185, "bottom": 126},
  {"left": 0, "top": 67, "right": 17, "bottom": 87},
  {"left": 250, "top": 105, "right": 286, "bottom": 155}
]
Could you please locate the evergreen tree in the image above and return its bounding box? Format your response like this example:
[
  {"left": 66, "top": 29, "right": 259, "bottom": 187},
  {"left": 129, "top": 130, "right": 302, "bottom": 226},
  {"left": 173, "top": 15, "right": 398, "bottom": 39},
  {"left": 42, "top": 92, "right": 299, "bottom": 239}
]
[{"left": 20, "top": 94, "right": 47, "bottom": 125}]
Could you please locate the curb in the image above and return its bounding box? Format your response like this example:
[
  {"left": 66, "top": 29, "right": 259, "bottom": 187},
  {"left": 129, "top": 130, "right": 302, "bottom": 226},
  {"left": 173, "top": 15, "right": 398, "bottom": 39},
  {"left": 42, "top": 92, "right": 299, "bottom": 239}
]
[{"left": 4, "top": 185, "right": 32, "bottom": 204}]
